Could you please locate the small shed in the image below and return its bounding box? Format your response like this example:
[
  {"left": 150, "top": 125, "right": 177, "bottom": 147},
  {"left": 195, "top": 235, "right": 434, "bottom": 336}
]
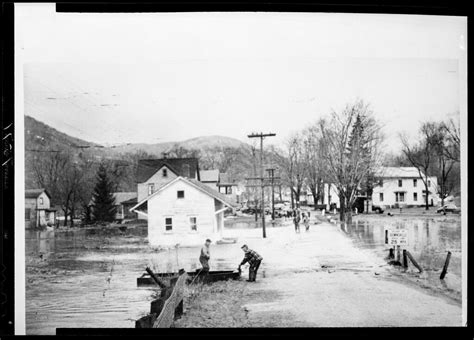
[{"left": 25, "top": 188, "right": 56, "bottom": 229}]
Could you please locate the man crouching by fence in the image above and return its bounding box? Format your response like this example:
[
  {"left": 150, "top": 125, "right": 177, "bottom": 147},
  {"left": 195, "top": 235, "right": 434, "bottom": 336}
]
[{"left": 238, "top": 245, "right": 263, "bottom": 282}]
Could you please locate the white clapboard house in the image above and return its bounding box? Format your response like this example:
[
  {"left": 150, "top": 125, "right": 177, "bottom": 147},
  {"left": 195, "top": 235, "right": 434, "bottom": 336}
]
[
  {"left": 372, "top": 167, "right": 439, "bottom": 207},
  {"left": 130, "top": 176, "right": 236, "bottom": 247}
]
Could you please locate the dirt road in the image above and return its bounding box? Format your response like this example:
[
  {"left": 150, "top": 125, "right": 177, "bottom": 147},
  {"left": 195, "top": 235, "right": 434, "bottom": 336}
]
[{"left": 174, "top": 220, "right": 463, "bottom": 327}]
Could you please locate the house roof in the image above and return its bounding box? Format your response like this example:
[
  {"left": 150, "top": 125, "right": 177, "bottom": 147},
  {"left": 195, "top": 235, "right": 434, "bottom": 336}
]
[
  {"left": 187, "top": 178, "right": 236, "bottom": 207},
  {"left": 374, "top": 167, "right": 426, "bottom": 179},
  {"left": 200, "top": 169, "right": 219, "bottom": 182},
  {"left": 131, "top": 176, "right": 236, "bottom": 213},
  {"left": 121, "top": 197, "right": 138, "bottom": 205},
  {"left": 25, "top": 188, "right": 50, "bottom": 199},
  {"left": 137, "top": 158, "right": 200, "bottom": 183},
  {"left": 112, "top": 192, "right": 137, "bottom": 204},
  {"left": 218, "top": 172, "right": 236, "bottom": 186}
]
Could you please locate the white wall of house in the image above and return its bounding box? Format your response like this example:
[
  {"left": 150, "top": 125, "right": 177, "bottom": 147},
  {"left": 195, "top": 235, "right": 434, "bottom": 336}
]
[
  {"left": 137, "top": 165, "right": 178, "bottom": 203},
  {"left": 322, "top": 183, "right": 340, "bottom": 209},
  {"left": 25, "top": 192, "right": 51, "bottom": 228},
  {"left": 147, "top": 180, "right": 219, "bottom": 247},
  {"left": 372, "top": 176, "right": 439, "bottom": 207}
]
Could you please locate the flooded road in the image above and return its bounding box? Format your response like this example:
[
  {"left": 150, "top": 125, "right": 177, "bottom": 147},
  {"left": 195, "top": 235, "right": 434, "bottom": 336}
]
[
  {"left": 26, "top": 214, "right": 462, "bottom": 333},
  {"left": 342, "top": 215, "right": 462, "bottom": 299}
]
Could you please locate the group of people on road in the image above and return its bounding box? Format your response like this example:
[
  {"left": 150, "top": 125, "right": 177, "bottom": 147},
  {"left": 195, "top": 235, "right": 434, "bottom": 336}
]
[
  {"left": 292, "top": 207, "right": 311, "bottom": 233},
  {"left": 199, "top": 240, "right": 263, "bottom": 282}
]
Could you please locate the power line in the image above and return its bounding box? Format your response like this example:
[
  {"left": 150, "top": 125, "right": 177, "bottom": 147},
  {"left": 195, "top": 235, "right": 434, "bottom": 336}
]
[{"left": 247, "top": 132, "right": 276, "bottom": 238}]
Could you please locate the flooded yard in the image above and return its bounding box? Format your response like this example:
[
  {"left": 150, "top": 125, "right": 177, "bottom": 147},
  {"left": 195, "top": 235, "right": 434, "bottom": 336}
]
[
  {"left": 25, "top": 224, "right": 249, "bottom": 334},
  {"left": 343, "top": 214, "right": 462, "bottom": 300}
]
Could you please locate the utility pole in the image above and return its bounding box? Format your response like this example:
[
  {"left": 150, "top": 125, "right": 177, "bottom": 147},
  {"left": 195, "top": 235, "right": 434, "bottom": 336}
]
[
  {"left": 247, "top": 132, "right": 276, "bottom": 238},
  {"left": 266, "top": 168, "right": 279, "bottom": 220}
]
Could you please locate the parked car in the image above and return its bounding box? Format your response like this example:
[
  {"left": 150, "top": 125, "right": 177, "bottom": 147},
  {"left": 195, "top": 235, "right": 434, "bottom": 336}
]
[
  {"left": 372, "top": 205, "right": 384, "bottom": 214},
  {"left": 436, "top": 203, "right": 460, "bottom": 214}
]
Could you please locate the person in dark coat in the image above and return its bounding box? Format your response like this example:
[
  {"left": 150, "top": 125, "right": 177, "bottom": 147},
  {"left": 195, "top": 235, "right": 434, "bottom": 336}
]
[{"left": 238, "top": 245, "right": 263, "bottom": 282}]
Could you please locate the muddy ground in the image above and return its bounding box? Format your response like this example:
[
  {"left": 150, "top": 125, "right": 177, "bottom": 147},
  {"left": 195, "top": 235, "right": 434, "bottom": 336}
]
[{"left": 173, "top": 216, "right": 463, "bottom": 327}]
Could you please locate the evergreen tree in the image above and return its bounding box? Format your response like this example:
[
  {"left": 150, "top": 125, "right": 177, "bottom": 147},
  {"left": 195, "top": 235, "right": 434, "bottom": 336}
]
[{"left": 91, "top": 163, "right": 117, "bottom": 222}]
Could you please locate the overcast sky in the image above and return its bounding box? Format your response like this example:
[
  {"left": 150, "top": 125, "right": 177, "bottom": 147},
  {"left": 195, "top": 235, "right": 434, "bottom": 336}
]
[{"left": 16, "top": 4, "right": 466, "bottom": 153}]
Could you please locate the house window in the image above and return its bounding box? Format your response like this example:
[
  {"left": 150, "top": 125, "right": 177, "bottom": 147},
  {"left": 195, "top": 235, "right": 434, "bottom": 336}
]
[
  {"left": 413, "top": 179, "right": 417, "bottom": 187},
  {"left": 165, "top": 217, "right": 173, "bottom": 231},
  {"left": 379, "top": 193, "right": 384, "bottom": 202},
  {"left": 398, "top": 180, "right": 402, "bottom": 187},
  {"left": 163, "top": 168, "right": 168, "bottom": 177},
  {"left": 39, "top": 197, "right": 44, "bottom": 205},
  {"left": 226, "top": 186, "right": 232, "bottom": 195},
  {"left": 177, "top": 190, "right": 185, "bottom": 199},
  {"left": 395, "top": 192, "right": 405, "bottom": 202},
  {"left": 413, "top": 192, "right": 418, "bottom": 201},
  {"left": 190, "top": 217, "right": 197, "bottom": 231},
  {"left": 148, "top": 184, "right": 154, "bottom": 196},
  {"left": 25, "top": 208, "right": 31, "bottom": 220}
]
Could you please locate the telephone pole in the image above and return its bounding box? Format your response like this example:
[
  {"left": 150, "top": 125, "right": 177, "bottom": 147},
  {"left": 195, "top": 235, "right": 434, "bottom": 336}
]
[
  {"left": 247, "top": 132, "right": 276, "bottom": 238},
  {"left": 266, "top": 168, "right": 280, "bottom": 220}
]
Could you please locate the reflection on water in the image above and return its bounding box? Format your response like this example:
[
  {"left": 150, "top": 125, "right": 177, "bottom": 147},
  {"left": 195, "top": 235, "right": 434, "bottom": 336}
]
[
  {"left": 25, "top": 226, "right": 242, "bottom": 334},
  {"left": 342, "top": 217, "right": 461, "bottom": 296}
]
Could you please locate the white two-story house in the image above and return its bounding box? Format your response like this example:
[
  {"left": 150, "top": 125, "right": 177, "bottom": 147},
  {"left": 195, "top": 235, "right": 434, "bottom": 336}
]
[
  {"left": 136, "top": 158, "right": 201, "bottom": 213},
  {"left": 372, "top": 167, "right": 439, "bottom": 208}
]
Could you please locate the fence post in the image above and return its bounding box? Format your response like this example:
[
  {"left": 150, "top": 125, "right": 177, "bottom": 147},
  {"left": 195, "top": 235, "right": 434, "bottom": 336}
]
[
  {"left": 406, "top": 250, "right": 423, "bottom": 273},
  {"left": 440, "top": 251, "right": 452, "bottom": 280},
  {"left": 402, "top": 249, "right": 408, "bottom": 268},
  {"left": 145, "top": 267, "right": 168, "bottom": 289}
]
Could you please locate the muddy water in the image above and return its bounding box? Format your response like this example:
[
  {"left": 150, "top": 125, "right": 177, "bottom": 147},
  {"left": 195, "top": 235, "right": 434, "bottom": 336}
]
[
  {"left": 25, "top": 225, "right": 244, "bottom": 334},
  {"left": 341, "top": 216, "right": 462, "bottom": 298}
]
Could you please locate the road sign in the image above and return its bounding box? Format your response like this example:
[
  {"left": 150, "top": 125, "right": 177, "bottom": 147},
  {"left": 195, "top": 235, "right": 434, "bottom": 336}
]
[{"left": 387, "top": 229, "right": 408, "bottom": 246}]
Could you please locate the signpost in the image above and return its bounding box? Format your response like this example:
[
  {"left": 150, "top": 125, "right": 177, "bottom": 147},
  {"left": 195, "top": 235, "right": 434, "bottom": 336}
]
[
  {"left": 387, "top": 229, "right": 408, "bottom": 246},
  {"left": 385, "top": 226, "right": 408, "bottom": 262}
]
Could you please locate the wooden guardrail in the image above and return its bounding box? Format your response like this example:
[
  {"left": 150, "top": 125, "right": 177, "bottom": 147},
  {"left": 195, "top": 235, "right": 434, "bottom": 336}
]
[{"left": 135, "top": 269, "right": 186, "bottom": 328}]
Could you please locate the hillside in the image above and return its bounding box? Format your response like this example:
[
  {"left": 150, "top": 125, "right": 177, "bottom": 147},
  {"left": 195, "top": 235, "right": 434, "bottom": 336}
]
[
  {"left": 25, "top": 115, "right": 101, "bottom": 151},
  {"left": 24, "top": 116, "right": 270, "bottom": 188}
]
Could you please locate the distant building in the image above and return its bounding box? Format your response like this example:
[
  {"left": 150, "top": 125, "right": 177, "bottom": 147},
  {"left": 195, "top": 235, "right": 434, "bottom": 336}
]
[
  {"left": 217, "top": 172, "right": 241, "bottom": 203},
  {"left": 25, "top": 189, "right": 56, "bottom": 228},
  {"left": 200, "top": 169, "right": 220, "bottom": 189},
  {"left": 130, "top": 176, "right": 236, "bottom": 247},
  {"left": 311, "top": 183, "right": 340, "bottom": 211},
  {"left": 372, "top": 167, "right": 439, "bottom": 207},
  {"left": 112, "top": 192, "right": 138, "bottom": 220},
  {"left": 136, "top": 158, "right": 200, "bottom": 205}
]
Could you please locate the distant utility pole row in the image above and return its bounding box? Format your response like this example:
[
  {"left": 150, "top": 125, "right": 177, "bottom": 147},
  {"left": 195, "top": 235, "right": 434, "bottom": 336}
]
[{"left": 247, "top": 132, "right": 276, "bottom": 239}]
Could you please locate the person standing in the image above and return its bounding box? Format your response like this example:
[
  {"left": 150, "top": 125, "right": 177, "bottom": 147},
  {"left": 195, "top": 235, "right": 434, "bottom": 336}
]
[
  {"left": 199, "top": 239, "right": 212, "bottom": 274},
  {"left": 303, "top": 211, "right": 310, "bottom": 231},
  {"left": 293, "top": 208, "right": 301, "bottom": 233},
  {"left": 238, "top": 245, "right": 263, "bottom": 282}
]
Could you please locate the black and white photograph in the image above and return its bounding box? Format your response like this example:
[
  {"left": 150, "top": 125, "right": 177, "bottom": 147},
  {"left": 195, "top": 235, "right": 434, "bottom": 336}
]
[{"left": 13, "top": 3, "right": 466, "bottom": 334}]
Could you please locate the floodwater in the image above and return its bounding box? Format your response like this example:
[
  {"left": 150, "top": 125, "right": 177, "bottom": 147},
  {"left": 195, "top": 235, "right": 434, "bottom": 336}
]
[
  {"left": 341, "top": 216, "right": 462, "bottom": 298},
  {"left": 25, "top": 214, "right": 462, "bottom": 334},
  {"left": 25, "top": 225, "right": 243, "bottom": 335}
]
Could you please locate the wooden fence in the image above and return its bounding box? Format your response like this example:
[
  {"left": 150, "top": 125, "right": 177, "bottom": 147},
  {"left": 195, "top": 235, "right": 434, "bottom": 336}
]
[{"left": 135, "top": 270, "right": 186, "bottom": 328}]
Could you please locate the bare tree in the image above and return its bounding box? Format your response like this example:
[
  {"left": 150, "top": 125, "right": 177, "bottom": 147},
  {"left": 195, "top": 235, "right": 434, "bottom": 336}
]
[
  {"left": 319, "top": 100, "right": 383, "bottom": 223},
  {"left": 32, "top": 151, "right": 89, "bottom": 226},
  {"left": 400, "top": 122, "right": 438, "bottom": 210},
  {"left": 285, "top": 132, "right": 307, "bottom": 209},
  {"left": 442, "top": 116, "right": 460, "bottom": 163},
  {"left": 302, "top": 125, "right": 326, "bottom": 210}
]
